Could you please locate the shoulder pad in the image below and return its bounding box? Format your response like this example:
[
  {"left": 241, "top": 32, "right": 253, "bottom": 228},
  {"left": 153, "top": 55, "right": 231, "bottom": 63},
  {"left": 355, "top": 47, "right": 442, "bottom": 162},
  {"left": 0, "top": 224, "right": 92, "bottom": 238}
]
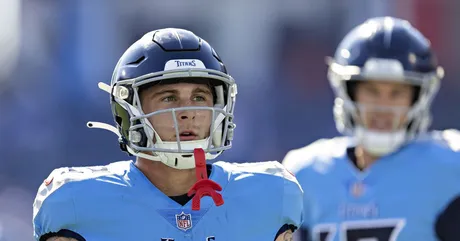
[
  {"left": 282, "top": 137, "right": 350, "bottom": 174},
  {"left": 420, "top": 129, "right": 460, "bottom": 153},
  {"left": 225, "top": 161, "right": 303, "bottom": 227},
  {"left": 415, "top": 130, "right": 460, "bottom": 177},
  {"left": 440, "top": 129, "right": 460, "bottom": 152},
  {"left": 33, "top": 165, "right": 111, "bottom": 217},
  {"left": 33, "top": 163, "right": 125, "bottom": 238},
  {"left": 223, "top": 161, "right": 298, "bottom": 183}
]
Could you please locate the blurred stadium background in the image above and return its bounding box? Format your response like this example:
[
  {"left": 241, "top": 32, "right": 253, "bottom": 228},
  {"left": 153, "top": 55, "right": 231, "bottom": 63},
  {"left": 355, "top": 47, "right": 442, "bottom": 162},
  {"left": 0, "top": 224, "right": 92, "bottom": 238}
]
[{"left": 0, "top": 0, "right": 459, "bottom": 239}]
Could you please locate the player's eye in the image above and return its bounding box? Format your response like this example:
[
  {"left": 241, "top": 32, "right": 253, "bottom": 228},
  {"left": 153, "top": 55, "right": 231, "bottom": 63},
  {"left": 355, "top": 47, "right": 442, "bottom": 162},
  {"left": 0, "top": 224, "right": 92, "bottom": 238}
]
[
  {"left": 193, "top": 95, "right": 207, "bottom": 102},
  {"left": 363, "top": 85, "right": 378, "bottom": 95},
  {"left": 161, "top": 96, "right": 177, "bottom": 102},
  {"left": 391, "top": 88, "right": 410, "bottom": 99}
]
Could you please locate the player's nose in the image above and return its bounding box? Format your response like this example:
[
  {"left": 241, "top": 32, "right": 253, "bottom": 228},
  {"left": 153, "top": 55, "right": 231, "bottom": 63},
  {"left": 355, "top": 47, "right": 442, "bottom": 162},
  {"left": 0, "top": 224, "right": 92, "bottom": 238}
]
[
  {"left": 175, "top": 99, "right": 197, "bottom": 120},
  {"left": 177, "top": 110, "right": 196, "bottom": 120}
]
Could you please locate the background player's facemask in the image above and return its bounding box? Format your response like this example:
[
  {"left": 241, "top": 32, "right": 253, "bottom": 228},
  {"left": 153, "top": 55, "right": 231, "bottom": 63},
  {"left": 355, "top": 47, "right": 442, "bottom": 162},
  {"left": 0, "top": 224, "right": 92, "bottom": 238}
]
[
  {"left": 351, "top": 102, "right": 423, "bottom": 156},
  {"left": 88, "top": 66, "right": 237, "bottom": 169},
  {"left": 328, "top": 58, "right": 443, "bottom": 156}
]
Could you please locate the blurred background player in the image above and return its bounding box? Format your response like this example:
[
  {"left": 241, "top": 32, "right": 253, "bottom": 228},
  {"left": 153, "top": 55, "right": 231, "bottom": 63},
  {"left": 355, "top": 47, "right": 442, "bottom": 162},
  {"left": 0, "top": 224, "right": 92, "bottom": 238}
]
[
  {"left": 283, "top": 17, "right": 460, "bottom": 241},
  {"left": 33, "top": 28, "right": 303, "bottom": 241}
]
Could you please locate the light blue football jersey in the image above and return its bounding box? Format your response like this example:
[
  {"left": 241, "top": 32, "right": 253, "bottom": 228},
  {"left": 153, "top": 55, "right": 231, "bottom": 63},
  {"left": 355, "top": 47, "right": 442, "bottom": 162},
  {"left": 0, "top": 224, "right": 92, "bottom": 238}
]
[
  {"left": 33, "top": 160, "right": 303, "bottom": 241},
  {"left": 282, "top": 129, "right": 460, "bottom": 241}
]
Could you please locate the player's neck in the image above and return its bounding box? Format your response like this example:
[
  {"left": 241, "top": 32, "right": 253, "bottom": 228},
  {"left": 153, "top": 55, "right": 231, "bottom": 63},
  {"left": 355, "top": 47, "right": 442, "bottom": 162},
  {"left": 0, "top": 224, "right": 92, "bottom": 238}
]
[
  {"left": 354, "top": 146, "right": 379, "bottom": 171},
  {"left": 135, "top": 158, "right": 196, "bottom": 197}
]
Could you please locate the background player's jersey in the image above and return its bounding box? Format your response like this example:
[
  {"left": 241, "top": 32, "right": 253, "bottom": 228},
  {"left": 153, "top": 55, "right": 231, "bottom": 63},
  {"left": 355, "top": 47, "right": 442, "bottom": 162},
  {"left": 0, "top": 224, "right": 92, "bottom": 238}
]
[
  {"left": 33, "top": 160, "right": 303, "bottom": 241},
  {"left": 282, "top": 129, "right": 460, "bottom": 241}
]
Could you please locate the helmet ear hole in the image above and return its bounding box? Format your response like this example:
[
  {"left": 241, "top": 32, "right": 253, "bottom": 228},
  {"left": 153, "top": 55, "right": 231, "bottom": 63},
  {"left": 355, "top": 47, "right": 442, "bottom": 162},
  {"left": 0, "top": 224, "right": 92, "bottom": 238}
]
[
  {"left": 411, "top": 86, "right": 421, "bottom": 105},
  {"left": 137, "top": 126, "right": 148, "bottom": 148},
  {"left": 345, "top": 80, "right": 359, "bottom": 101},
  {"left": 115, "top": 116, "right": 123, "bottom": 126}
]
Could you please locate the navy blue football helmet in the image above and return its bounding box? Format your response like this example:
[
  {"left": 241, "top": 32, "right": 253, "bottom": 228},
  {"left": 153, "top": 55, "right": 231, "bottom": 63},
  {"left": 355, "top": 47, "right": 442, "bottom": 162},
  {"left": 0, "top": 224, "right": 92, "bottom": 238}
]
[
  {"left": 327, "top": 17, "right": 444, "bottom": 155},
  {"left": 88, "top": 28, "right": 237, "bottom": 169}
]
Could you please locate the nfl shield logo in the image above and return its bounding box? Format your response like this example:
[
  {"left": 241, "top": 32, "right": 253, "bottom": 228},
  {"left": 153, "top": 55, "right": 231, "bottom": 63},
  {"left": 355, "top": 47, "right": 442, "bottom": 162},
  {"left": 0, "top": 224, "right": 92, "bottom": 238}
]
[
  {"left": 350, "top": 181, "right": 365, "bottom": 197},
  {"left": 175, "top": 212, "right": 192, "bottom": 231}
]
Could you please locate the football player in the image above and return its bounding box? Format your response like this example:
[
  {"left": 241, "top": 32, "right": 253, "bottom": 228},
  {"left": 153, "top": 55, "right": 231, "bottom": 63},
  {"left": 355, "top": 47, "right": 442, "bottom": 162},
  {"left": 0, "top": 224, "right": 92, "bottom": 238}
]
[
  {"left": 33, "top": 28, "right": 303, "bottom": 241},
  {"left": 283, "top": 17, "right": 460, "bottom": 241}
]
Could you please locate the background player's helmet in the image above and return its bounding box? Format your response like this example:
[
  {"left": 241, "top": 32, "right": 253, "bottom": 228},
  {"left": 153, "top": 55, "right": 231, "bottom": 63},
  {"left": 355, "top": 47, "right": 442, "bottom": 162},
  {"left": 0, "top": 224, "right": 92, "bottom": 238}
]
[
  {"left": 327, "top": 17, "right": 444, "bottom": 155},
  {"left": 108, "top": 28, "right": 237, "bottom": 169}
]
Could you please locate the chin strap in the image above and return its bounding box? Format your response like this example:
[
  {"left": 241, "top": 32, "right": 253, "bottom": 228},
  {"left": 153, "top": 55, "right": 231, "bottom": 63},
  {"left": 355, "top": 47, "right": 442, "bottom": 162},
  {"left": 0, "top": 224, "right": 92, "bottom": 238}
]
[{"left": 187, "top": 148, "right": 224, "bottom": 210}]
